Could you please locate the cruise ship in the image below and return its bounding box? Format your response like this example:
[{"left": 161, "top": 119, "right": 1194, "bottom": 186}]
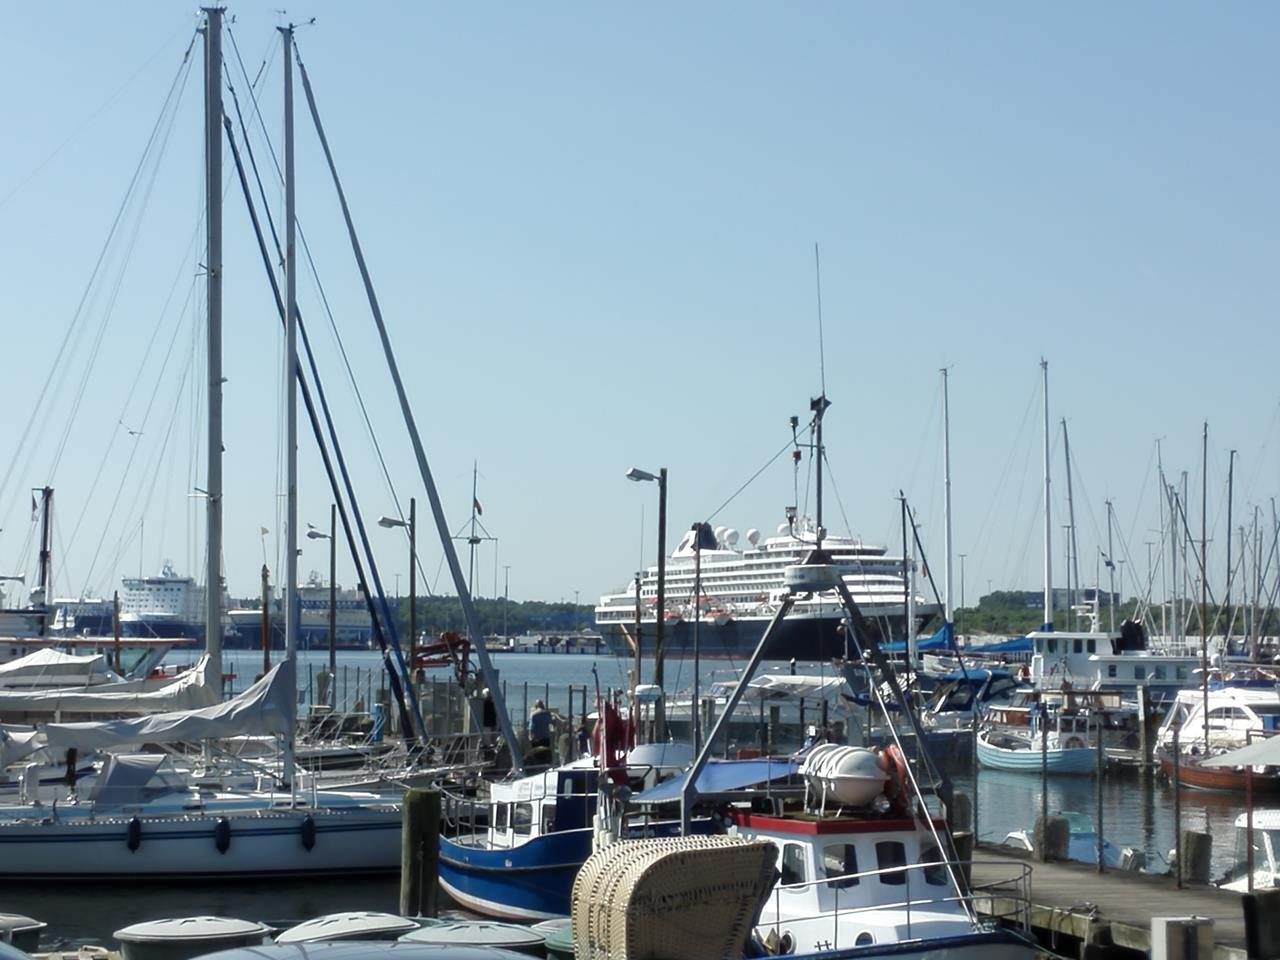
[
  {"left": 54, "top": 563, "right": 217, "bottom": 640},
  {"left": 595, "top": 513, "right": 939, "bottom": 661}
]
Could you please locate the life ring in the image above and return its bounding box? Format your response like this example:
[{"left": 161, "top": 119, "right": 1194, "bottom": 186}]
[
  {"left": 1064, "top": 736, "right": 1086, "bottom": 750},
  {"left": 877, "top": 744, "right": 911, "bottom": 816}
]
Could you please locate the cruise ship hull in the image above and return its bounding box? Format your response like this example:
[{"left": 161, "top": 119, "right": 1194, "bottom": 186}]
[{"left": 600, "top": 612, "right": 924, "bottom": 662}]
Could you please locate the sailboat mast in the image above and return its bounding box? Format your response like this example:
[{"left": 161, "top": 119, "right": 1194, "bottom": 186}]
[
  {"left": 1225, "top": 448, "right": 1236, "bottom": 629},
  {"left": 281, "top": 21, "right": 299, "bottom": 787},
  {"left": 1063, "top": 419, "right": 1080, "bottom": 630},
  {"left": 467, "top": 461, "right": 479, "bottom": 597},
  {"left": 1106, "top": 500, "right": 1116, "bottom": 634},
  {"left": 1041, "top": 359, "right": 1053, "bottom": 630},
  {"left": 941, "top": 368, "right": 953, "bottom": 625},
  {"left": 1200, "top": 422, "right": 1209, "bottom": 750},
  {"left": 202, "top": 6, "right": 224, "bottom": 686}
]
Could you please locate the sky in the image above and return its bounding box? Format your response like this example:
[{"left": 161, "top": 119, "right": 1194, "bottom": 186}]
[{"left": 0, "top": 3, "right": 1277, "bottom": 617}]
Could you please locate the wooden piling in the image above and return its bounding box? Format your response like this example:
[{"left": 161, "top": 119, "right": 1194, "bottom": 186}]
[
  {"left": 1180, "top": 830, "right": 1212, "bottom": 886},
  {"left": 400, "top": 788, "right": 440, "bottom": 918}
]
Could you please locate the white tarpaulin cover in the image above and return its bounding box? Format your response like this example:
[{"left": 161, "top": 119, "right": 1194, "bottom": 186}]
[
  {"left": 43, "top": 659, "right": 295, "bottom": 752},
  {"left": 0, "top": 655, "right": 218, "bottom": 715},
  {"left": 0, "top": 648, "right": 121, "bottom": 685},
  {"left": 1199, "top": 736, "right": 1280, "bottom": 768},
  {"left": 0, "top": 723, "right": 43, "bottom": 767}
]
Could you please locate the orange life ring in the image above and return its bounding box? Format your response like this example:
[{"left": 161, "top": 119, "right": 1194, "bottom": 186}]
[
  {"left": 1064, "top": 736, "right": 1086, "bottom": 750},
  {"left": 877, "top": 744, "right": 911, "bottom": 816}
]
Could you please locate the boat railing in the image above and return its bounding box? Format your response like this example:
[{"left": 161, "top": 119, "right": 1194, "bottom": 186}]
[{"left": 757, "top": 857, "right": 1032, "bottom": 949}]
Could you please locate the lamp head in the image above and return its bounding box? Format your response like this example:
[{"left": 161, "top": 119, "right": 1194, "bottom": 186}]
[
  {"left": 377, "top": 516, "right": 403, "bottom": 529},
  {"left": 626, "top": 467, "right": 657, "bottom": 484},
  {"left": 306, "top": 529, "right": 328, "bottom": 540}
]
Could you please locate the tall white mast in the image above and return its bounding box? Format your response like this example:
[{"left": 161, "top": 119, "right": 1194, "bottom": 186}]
[
  {"left": 202, "top": 7, "right": 224, "bottom": 686},
  {"left": 281, "top": 21, "right": 298, "bottom": 784},
  {"left": 1041, "top": 359, "right": 1053, "bottom": 630},
  {"left": 941, "top": 368, "right": 953, "bottom": 625}
]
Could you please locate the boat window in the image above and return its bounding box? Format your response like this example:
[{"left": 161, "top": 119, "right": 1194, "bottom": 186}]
[
  {"left": 493, "top": 803, "right": 509, "bottom": 832},
  {"left": 1047, "top": 638, "right": 1058, "bottom": 654},
  {"left": 875, "top": 841, "right": 908, "bottom": 886},
  {"left": 1177, "top": 667, "right": 1188, "bottom": 680},
  {"left": 1107, "top": 665, "right": 1117, "bottom": 678},
  {"left": 1087, "top": 639, "right": 1096, "bottom": 654},
  {"left": 1134, "top": 665, "right": 1146, "bottom": 680},
  {"left": 542, "top": 806, "right": 556, "bottom": 835},
  {"left": 780, "top": 843, "right": 807, "bottom": 886},
  {"left": 1073, "top": 638, "right": 1083, "bottom": 654},
  {"left": 918, "top": 842, "right": 949, "bottom": 886},
  {"left": 513, "top": 803, "right": 533, "bottom": 836},
  {"left": 1153, "top": 666, "right": 1166, "bottom": 680},
  {"left": 822, "top": 843, "right": 860, "bottom": 889}
]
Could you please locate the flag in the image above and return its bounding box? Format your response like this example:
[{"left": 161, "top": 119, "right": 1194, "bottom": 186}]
[
  {"left": 259, "top": 527, "right": 269, "bottom": 537},
  {"left": 1104, "top": 557, "right": 1115, "bottom": 570},
  {"left": 474, "top": 498, "right": 483, "bottom": 516},
  {"left": 30, "top": 495, "right": 38, "bottom": 520}
]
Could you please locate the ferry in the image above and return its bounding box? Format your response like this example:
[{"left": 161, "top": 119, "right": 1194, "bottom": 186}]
[{"left": 595, "top": 515, "right": 938, "bottom": 662}]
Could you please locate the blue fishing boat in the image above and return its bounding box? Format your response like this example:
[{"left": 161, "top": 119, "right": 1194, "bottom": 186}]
[{"left": 437, "top": 742, "right": 694, "bottom": 920}]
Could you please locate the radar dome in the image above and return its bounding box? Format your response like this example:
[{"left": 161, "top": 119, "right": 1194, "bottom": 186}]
[
  {"left": 724, "top": 528, "right": 739, "bottom": 547},
  {"left": 777, "top": 523, "right": 790, "bottom": 535},
  {"left": 713, "top": 525, "right": 729, "bottom": 545},
  {"left": 747, "top": 529, "right": 760, "bottom": 546}
]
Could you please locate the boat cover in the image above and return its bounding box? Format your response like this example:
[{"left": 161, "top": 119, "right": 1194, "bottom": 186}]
[
  {"left": 0, "top": 724, "right": 42, "bottom": 767},
  {"left": 881, "top": 622, "right": 955, "bottom": 653},
  {"left": 0, "top": 648, "right": 121, "bottom": 683},
  {"left": 1200, "top": 736, "right": 1280, "bottom": 768},
  {"left": 0, "top": 654, "right": 217, "bottom": 715},
  {"left": 634, "top": 757, "right": 800, "bottom": 806},
  {"left": 43, "top": 658, "right": 294, "bottom": 752}
]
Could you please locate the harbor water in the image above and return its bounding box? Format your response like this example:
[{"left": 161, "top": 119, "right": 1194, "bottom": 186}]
[{"left": 6, "top": 648, "right": 1256, "bottom": 945}]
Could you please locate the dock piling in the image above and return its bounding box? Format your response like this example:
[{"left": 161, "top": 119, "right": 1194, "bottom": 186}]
[{"left": 400, "top": 788, "right": 441, "bottom": 918}]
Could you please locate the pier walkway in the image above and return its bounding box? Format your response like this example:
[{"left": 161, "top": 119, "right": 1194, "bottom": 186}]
[{"left": 971, "top": 845, "right": 1260, "bottom": 960}]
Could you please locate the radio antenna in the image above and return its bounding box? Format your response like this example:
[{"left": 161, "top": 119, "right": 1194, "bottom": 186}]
[{"left": 814, "top": 242, "right": 827, "bottom": 396}]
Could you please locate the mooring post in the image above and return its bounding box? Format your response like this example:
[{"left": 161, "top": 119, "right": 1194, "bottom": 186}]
[
  {"left": 1173, "top": 726, "right": 1183, "bottom": 889},
  {"left": 1137, "top": 683, "right": 1151, "bottom": 773},
  {"left": 1096, "top": 722, "right": 1105, "bottom": 873},
  {"left": 1039, "top": 701, "right": 1048, "bottom": 862},
  {"left": 400, "top": 788, "right": 440, "bottom": 918}
]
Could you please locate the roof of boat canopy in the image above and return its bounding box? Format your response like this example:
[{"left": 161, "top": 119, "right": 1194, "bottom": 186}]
[{"left": 634, "top": 757, "right": 800, "bottom": 805}]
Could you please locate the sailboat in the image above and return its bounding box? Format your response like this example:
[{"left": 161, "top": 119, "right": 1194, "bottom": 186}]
[{"left": 0, "top": 12, "right": 407, "bottom": 879}]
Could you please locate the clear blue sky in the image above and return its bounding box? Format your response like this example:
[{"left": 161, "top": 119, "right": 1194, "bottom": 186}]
[{"left": 0, "top": 3, "right": 1276, "bottom": 617}]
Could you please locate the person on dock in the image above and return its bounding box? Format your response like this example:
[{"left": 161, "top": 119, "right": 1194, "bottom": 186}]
[
  {"left": 529, "top": 699, "right": 553, "bottom": 758},
  {"left": 481, "top": 689, "right": 497, "bottom": 749}
]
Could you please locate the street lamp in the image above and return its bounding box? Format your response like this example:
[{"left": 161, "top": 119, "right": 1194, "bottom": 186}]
[
  {"left": 626, "top": 467, "right": 667, "bottom": 691},
  {"left": 306, "top": 504, "right": 337, "bottom": 706},
  {"left": 378, "top": 497, "right": 417, "bottom": 669}
]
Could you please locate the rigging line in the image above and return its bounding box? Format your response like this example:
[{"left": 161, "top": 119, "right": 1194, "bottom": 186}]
[
  {"left": 0, "top": 25, "right": 197, "bottom": 211},
  {"left": 64, "top": 200, "right": 205, "bottom": 567},
  {"left": 47, "top": 60, "right": 195, "bottom": 483},
  {"left": 703, "top": 437, "right": 801, "bottom": 525},
  {"left": 225, "top": 29, "right": 416, "bottom": 590},
  {"left": 224, "top": 113, "right": 423, "bottom": 743},
  {"left": 818, "top": 449, "right": 854, "bottom": 542},
  {"left": 0, "top": 38, "right": 198, "bottom": 528},
  {"left": 78, "top": 281, "right": 199, "bottom": 596}
]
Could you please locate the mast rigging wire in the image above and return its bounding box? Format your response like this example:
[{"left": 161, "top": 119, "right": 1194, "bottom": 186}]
[{"left": 0, "top": 32, "right": 200, "bottom": 542}]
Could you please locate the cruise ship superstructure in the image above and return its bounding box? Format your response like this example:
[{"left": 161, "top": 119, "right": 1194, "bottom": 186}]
[{"left": 595, "top": 514, "right": 939, "bottom": 661}]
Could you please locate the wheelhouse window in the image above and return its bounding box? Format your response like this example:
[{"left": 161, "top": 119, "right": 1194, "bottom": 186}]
[
  {"left": 822, "top": 843, "right": 860, "bottom": 889},
  {"left": 513, "top": 802, "right": 533, "bottom": 836},
  {"left": 780, "top": 843, "right": 807, "bottom": 887},
  {"left": 493, "top": 803, "right": 509, "bottom": 831},
  {"left": 876, "top": 841, "right": 908, "bottom": 885},
  {"left": 918, "top": 842, "right": 949, "bottom": 886}
]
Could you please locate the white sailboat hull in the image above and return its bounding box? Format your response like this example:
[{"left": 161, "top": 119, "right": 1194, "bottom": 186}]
[{"left": 0, "top": 805, "right": 401, "bottom": 879}]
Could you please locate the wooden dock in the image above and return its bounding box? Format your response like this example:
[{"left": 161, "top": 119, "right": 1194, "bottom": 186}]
[{"left": 971, "top": 844, "right": 1266, "bottom": 960}]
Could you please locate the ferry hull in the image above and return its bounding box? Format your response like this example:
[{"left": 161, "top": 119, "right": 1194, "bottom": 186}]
[{"left": 599, "top": 615, "right": 902, "bottom": 662}]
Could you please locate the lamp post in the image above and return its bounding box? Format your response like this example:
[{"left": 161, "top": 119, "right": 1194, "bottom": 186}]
[
  {"left": 306, "top": 504, "right": 337, "bottom": 706},
  {"left": 378, "top": 497, "right": 417, "bottom": 668},
  {"left": 627, "top": 466, "right": 666, "bottom": 739}
]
